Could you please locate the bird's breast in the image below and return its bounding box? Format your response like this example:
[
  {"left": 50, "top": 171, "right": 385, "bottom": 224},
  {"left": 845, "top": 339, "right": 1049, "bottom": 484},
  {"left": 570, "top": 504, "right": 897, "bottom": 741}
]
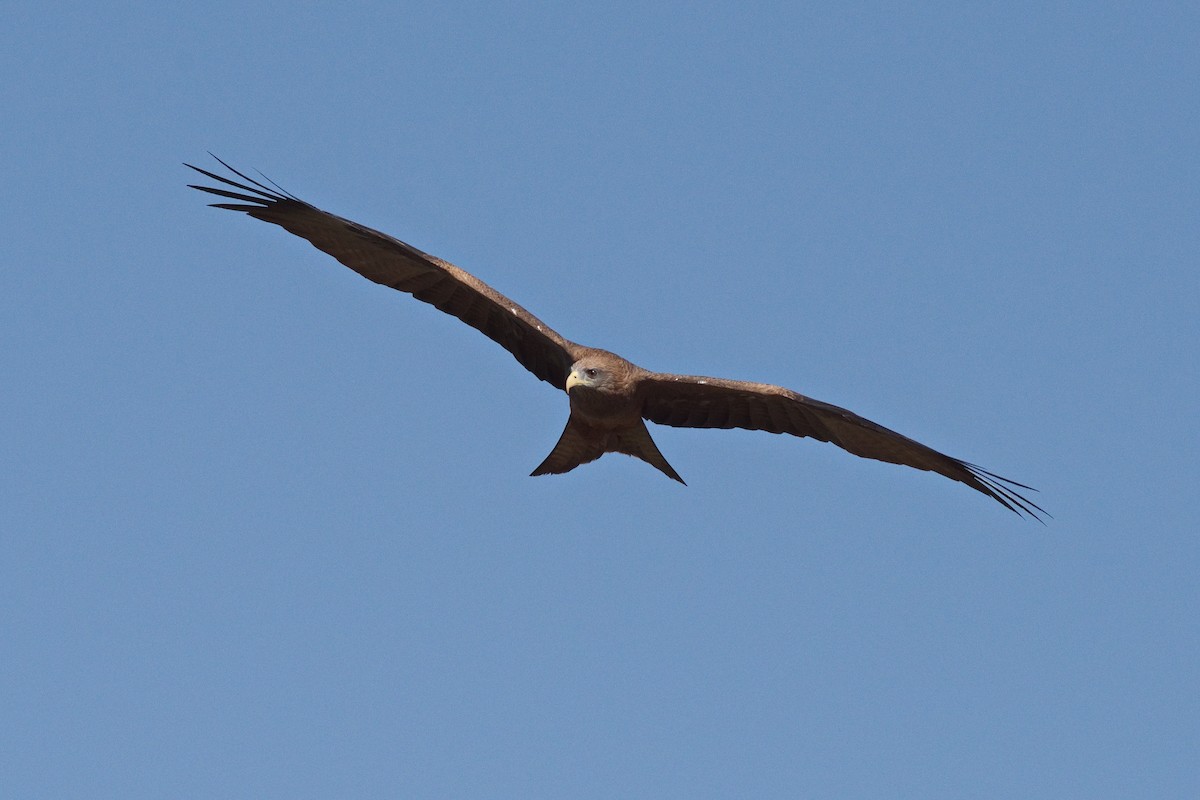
[{"left": 567, "top": 387, "right": 641, "bottom": 427}]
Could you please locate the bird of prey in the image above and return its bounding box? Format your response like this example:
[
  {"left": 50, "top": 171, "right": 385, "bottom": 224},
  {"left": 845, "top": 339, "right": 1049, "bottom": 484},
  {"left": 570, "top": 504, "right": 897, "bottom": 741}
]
[{"left": 187, "top": 156, "right": 1045, "bottom": 520}]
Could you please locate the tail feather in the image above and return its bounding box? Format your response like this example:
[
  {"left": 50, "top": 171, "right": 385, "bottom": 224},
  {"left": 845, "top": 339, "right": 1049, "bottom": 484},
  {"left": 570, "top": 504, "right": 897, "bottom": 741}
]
[
  {"left": 530, "top": 417, "right": 607, "bottom": 477},
  {"left": 531, "top": 417, "right": 685, "bottom": 484},
  {"left": 613, "top": 420, "right": 686, "bottom": 484}
]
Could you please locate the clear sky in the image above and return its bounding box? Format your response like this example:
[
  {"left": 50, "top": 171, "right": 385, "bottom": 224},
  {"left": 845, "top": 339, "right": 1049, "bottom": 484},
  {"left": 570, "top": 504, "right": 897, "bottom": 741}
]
[{"left": 3, "top": 2, "right": 1197, "bottom": 797}]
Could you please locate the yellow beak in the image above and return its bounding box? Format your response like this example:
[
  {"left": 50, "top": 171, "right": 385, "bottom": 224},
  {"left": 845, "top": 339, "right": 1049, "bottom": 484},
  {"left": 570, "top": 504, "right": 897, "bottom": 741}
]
[{"left": 565, "top": 370, "right": 582, "bottom": 392}]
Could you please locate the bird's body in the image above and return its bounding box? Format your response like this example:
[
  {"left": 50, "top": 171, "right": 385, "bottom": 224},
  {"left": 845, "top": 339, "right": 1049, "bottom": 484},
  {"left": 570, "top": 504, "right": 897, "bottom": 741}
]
[
  {"left": 188, "top": 157, "right": 1045, "bottom": 520},
  {"left": 535, "top": 350, "right": 684, "bottom": 483}
]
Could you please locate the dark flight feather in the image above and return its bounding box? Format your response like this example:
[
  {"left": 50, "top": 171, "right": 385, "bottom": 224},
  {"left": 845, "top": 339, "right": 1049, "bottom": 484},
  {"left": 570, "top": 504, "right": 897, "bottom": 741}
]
[{"left": 188, "top": 157, "right": 582, "bottom": 389}]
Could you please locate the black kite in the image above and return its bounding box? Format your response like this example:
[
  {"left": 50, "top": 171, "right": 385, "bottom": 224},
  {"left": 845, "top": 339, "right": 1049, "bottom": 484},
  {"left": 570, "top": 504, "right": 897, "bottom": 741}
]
[{"left": 187, "top": 157, "right": 1045, "bottom": 520}]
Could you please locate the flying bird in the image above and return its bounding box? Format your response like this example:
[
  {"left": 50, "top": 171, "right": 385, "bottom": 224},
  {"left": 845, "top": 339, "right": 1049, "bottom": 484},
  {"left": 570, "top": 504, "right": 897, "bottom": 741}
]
[{"left": 187, "top": 156, "right": 1045, "bottom": 520}]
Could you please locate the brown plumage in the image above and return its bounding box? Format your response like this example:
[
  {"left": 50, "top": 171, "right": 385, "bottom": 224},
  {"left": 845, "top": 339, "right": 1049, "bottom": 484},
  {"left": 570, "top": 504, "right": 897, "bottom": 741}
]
[{"left": 187, "top": 156, "right": 1046, "bottom": 520}]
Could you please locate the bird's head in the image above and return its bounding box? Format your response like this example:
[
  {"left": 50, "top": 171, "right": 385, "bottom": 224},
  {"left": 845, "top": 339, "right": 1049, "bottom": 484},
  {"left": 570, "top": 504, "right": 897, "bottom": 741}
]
[
  {"left": 564, "top": 350, "right": 641, "bottom": 420},
  {"left": 566, "top": 360, "right": 614, "bottom": 395},
  {"left": 565, "top": 355, "right": 638, "bottom": 422}
]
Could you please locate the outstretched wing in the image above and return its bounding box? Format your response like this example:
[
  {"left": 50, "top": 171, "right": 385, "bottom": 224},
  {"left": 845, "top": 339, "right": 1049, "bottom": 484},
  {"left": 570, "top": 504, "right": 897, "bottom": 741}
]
[
  {"left": 187, "top": 156, "right": 583, "bottom": 389},
  {"left": 639, "top": 374, "right": 1046, "bottom": 520}
]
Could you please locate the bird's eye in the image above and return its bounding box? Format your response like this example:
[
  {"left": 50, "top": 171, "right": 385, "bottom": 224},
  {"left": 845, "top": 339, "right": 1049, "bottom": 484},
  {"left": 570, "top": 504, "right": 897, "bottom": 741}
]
[{"left": 585, "top": 368, "right": 598, "bottom": 378}]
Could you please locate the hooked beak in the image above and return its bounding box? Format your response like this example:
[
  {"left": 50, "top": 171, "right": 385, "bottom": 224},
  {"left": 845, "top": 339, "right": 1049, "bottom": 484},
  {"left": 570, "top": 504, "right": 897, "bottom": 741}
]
[{"left": 565, "top": 369, "right": 583, "bottom": 392}]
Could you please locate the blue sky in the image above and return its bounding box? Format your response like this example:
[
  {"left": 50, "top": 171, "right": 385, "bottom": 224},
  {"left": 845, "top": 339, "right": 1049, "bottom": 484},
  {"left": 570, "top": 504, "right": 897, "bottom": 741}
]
[{"left": 3, "top": 2, "right": 1197, "bottom": 797}]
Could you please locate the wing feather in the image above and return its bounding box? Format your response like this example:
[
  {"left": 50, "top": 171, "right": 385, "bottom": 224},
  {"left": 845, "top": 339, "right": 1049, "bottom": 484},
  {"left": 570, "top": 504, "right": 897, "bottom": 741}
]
[
  {"left": 187, "top": 157, "right": 582, "bottom": 389},
  {"left": 640, "top": 374, "right": 1046, "bottom": 520}
]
